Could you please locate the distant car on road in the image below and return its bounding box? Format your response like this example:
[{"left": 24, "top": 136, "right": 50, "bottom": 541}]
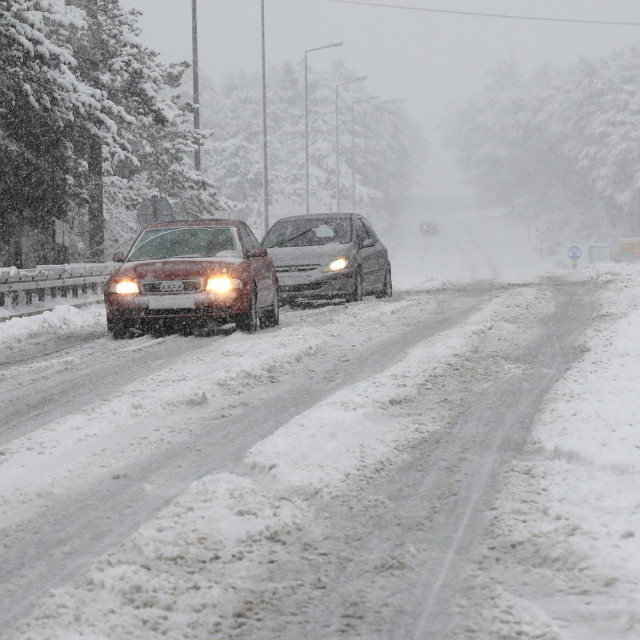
[
  {"left": 262, "top": 213, "right": 392, "bottom": 304},
  {"left": 419, "top": 221, "right": 440, "bottom": 236},
  {"left": 104, "top": 220, "right": 279, "bottom": 337}
]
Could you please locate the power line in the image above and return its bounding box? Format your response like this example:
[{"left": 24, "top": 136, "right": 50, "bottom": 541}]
[{"left": 327, "top": 0, "right": 640, "bottom": 27}]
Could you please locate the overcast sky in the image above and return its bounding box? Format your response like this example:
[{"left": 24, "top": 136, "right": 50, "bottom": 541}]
[{"left": 119, "top": 0, "right": 640, "bottom": 194}]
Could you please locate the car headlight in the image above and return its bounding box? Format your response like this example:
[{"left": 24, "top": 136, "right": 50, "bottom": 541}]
[
  {"left": 113, "top": 281, "right": 139, "bottom": 295},
  {"left": 326, "top": 257, "right": 349, "bottom": 272},
  {"left": 206, "top": 276, "right": 243, "bottom": 293}
]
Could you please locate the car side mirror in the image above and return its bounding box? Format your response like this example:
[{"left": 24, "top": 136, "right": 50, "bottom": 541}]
[
  {"left": 361, "top": 238, "right": 376, "bottom": 249},
  {"left": 112, "top": 251, "right": 125, "bottom": 263},
  {"left": 248, "top": 246, "right": 268, "bottom": 258}
]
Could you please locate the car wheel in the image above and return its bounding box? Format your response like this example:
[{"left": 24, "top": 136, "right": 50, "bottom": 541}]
[
  {"left": 260, "top": 287, "right": 280, "bottom": 329},
  {"left": 376, "top": 266, "right": 392, "bottom": 299},
  {"left": 237, "top": 288, "right": 258, "bottom": 333},
  {"left": 108, "top": 319, "right": 129, "bottom": 339},
  {"left": 348, "top": 271, "right": 363, "bottom": 303}
]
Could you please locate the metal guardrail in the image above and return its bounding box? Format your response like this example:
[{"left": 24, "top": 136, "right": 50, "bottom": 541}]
[{"left": 0, "top": 263, "right": 116, "bottom": 308}]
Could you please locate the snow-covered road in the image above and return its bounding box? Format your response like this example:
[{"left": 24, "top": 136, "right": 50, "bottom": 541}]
[
  {"left": 2, "top": 214, "right": 638, "bottom": 639},
  {"left": 0, "top": 272, "right": 601, "bottom": 638},
  {"left": 0, "top": 286, "right": 486, "bottom": 628}
]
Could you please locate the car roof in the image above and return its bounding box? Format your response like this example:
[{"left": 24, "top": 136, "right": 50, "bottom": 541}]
[
  {"left": 272, "top": 212, "right": 358, "bottom": 222},
  {"left": 144, "top": 219, "right": 242, "bottom": 230}
]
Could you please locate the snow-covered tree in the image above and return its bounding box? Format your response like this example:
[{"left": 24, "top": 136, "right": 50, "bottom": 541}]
[
  {"left": 200, "top": 60, "right": 425, "bottom": 236},
  {"left": 454, "top": 47, "right": 640, "bottom": 240},
  {"left": 1, "top": 0, "right": 222, "bottom": 266},
  {"left": 0, "top": 0, "right": 124, "bottom": 265}
]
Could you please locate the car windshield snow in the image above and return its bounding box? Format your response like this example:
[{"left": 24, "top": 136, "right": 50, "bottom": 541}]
[
  {"left": 127, "top": 227, "right": 242, "bottom": 262},
  {"left": 263, "top": 218, "right": 352, "bottom": 248}
]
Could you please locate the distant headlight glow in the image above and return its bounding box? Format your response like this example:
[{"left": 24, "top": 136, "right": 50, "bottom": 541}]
[
  {"left": 206, "top": 276, "right": 243, "bottom": 293},
  {"left": 114, "top": 281, "right": 139, "bottom": 295},
  {"left": 327, "top": 257, "right": 348, "bottom": 272}
]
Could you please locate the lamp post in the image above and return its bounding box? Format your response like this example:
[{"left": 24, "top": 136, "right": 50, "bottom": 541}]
[
  {"left": 261, "top": 0, "right": 269, "bottom": 232},
  {"left": 335, "top": 76, "right": 366, "bottom": 213},
  {"left": 351, "top": 96, "right": 376, "bottom": 212},
  {"left": 304, "top": 42, "right": 343, "bottom": 214},
  {"left": 191, "top": 0, "right": 201, "bottom": 172}
]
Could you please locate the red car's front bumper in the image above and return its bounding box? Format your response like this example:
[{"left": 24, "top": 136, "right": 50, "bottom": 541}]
[{"left": 105, "top": 289, "right": 251, "bottom": 324}]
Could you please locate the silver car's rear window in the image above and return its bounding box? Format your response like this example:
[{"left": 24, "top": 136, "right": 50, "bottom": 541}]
[{"left": 263, "top": 218, "right": 352, "bottom": 248}]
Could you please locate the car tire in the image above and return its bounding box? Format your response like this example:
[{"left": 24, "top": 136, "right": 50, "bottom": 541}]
[
  {"left": 348, "top": 271, "right": 363, "bottom": 303},
  {"left": 376, "top": 266, "right": 392, "bottom": 299},
  {"left": 108, "top": 319, "right": 129, "bottom": 339},
  {"left": 260, "top": 288, "right": 280, "bottom": 329},
  {"left": 237, "top": 288, "right": 258, "bottom": 333}
]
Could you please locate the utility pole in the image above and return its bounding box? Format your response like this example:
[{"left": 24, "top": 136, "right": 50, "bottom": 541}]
[
  {"left": 86, "top": 0, "right": 104, "bottom": 261},
  {"left": 192, "top": 0, "right": 201, "bottom": 172},
  {"left": 261, "top": 0, "right": 269, "bottom": 232}
]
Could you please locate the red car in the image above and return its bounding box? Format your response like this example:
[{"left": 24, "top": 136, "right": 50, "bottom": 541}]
[{"left": 104, "top": 220, "right": 279, "bottom": 338}]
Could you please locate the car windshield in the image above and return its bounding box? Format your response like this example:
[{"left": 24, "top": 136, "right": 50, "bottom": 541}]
[
  {"left": 127, "top": 227, "right": 242, "bottom": 262},
  {"left": 263, "top": 217, "right": 352, "bottom": 248}
]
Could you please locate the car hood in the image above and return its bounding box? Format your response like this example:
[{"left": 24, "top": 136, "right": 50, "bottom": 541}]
[
  {"left": 113, "top": 258, "right": 244, "bottom": 281},
  {"left": 266, "top": 244, "right": 352, "bottom": 267}
]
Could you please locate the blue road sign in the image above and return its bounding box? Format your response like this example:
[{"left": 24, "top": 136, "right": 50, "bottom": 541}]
[{"left": 568, "top": 245, "right": 582, "bottom": 261}]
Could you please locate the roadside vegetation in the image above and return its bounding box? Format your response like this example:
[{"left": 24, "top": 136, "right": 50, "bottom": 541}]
[{"left": 454, "top": 47, "right": 640, "bottom": 249}]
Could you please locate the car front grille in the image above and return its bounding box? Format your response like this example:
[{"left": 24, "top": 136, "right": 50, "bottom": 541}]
[
  {"left": 141, "top": 279, "right": 202, "bottom": 294},
  {"left": 275, "top": 264, "right": 320, "bottom": 273}
]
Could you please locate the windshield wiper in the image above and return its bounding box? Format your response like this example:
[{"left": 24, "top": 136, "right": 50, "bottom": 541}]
[{"left": 275, "top": 228, "right": 315, "bottom": 247}]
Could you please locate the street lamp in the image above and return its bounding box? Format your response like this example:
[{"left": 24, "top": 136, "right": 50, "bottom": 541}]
[
  {"left": 304, "top": 42, "right": 343, "bottom": 214},
  {"left": 191, "top": 0, "right": 201, "bottom": 172},
  {"left": 335, "top": 76, "right": 366, "bottom": 213},
  {"left": 351, "top": 96, "right": 377, "bottom": 212},
  {"left": 261, "top": 0, "right": 269, "bottom": 232}
]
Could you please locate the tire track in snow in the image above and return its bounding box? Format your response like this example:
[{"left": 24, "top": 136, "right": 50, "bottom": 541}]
[{"left": 0, "top": 333, "right": 222, "bottom": 446}]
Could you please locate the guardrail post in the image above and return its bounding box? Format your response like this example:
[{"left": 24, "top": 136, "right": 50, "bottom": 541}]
[
  {"left": 72, "top": 285, "right": 79, "bottom": 298},
  {"left": 51, "top": 287, "right": 57, "bottom": 299},
  {"left": 37, "top": 288, "right": 45, "bottom": 302},
  {"left": 25, "top": 290, "right": 32, "bottom": 305},
  {"left": 12, "top": 291, "right": 19, "bottom": 306},
  {"left": 61, "top": 286, "right": 68, "bottom": 298},
  {"left": 0, "top": 292, "right": 4, "bottom": 307},
  {"left": 81, "top": 283, "right": 88, "bottom": 295}
]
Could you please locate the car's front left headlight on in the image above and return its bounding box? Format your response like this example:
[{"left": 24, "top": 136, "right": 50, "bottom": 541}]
[
  {"left": 113, "top": 281, "right": 139, "bottom": 295},
  {"left": 326, "top": 257, "right": 349, "bottom": 272},
  {"left": 206, "top": 276, "right": 243, "bottom": 293}
]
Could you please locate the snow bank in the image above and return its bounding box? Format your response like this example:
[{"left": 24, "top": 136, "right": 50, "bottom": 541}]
[
  {"left": 451, "top": 263, "right": 640, "bottom": 639},
  {"left": 0, "top": 304, "right": 105, "bottom": 350}
]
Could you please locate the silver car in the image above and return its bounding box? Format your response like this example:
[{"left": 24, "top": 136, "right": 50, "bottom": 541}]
[{"left": 262, "top": 213, "right": 392, "bottom": 304}]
